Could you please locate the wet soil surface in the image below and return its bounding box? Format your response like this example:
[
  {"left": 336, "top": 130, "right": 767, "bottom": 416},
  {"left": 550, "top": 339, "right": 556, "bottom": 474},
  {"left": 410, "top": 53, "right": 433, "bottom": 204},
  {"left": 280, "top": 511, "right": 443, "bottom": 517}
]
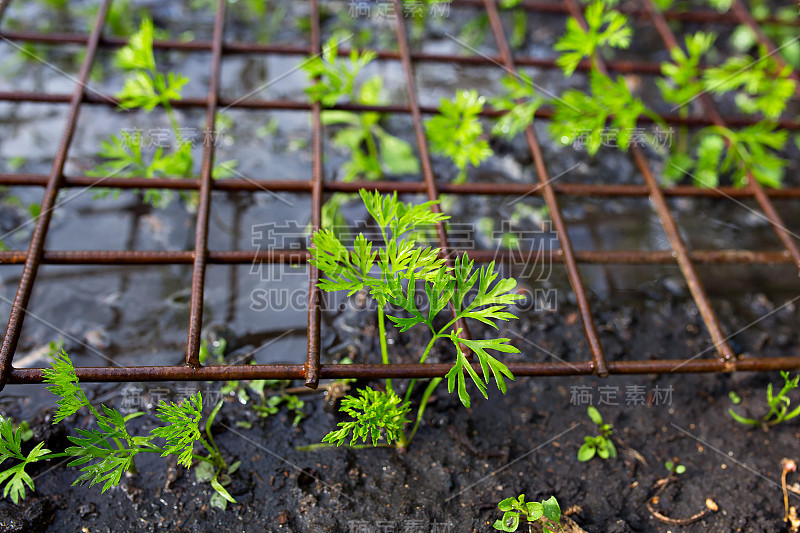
[{"left": 1, "top": 0, "right": 800, "bottom": 532}]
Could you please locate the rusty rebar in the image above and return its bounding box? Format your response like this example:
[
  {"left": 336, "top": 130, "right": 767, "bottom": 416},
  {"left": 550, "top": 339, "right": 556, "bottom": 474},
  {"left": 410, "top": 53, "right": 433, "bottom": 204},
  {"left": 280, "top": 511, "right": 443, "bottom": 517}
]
[
  {"left": 483, "top": 0, "right": 609, "bottom": 376},
  {"left": 0, "top": 0, "right": 112, "bottom": 390},
  {"left": 185, "top": 0, "right": 227, "bottom": 369}
]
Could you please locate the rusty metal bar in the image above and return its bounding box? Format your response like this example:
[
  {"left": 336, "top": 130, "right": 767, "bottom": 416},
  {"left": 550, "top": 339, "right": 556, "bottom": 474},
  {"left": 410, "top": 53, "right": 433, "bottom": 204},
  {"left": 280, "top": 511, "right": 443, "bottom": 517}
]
[
  {"left": 3, "top": 173, "right": 800, "bottom": 199},
  {"left": 484, "top": 0, "right": 609, "bottom": 376},
  {"left": 563, "top": 0, "right": 736, "bottom": 366},
  {"left": 0, "top": 0, "right": 112, "bottom": 390},
  {"left": 304, "top": 0, "right": 323, "bottom": 389},
  {"left": 185, "top": 0, "right": 226, "bottom": 368},
  {"left": 7, "top": 355, "right": 800, "bottom": 385},
  {"left": 0, "top": 248, "right": 791, "bottom": 266},
  {"left": 2, "top": 89, "right": 798, "bottom": 130},
  {"left": 0, "top": 29, "right": 663, "bottom": 76},
  {"left": 643, "top": 0, "right": 800, "bottom": 275}
]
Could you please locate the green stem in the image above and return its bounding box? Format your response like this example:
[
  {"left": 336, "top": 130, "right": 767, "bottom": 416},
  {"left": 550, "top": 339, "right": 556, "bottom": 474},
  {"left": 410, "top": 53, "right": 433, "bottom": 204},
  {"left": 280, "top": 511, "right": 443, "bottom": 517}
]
[
  {"left": 161, "top": 98, "right": 182, "bottom": 140},
  {"left": 678, "top": 106, "right": 688, "bottom": 155},
  {"left": 362, "top": 120, "right": 382, "bottom": 178},
  {"left": 295, "top": 442, "right": 396, "bottom": 452},
  {"left": 404, "top": 377, "right": 442, "bottom": 447},
  {"left": 403, "top": 335, "right": 439, "bottom": 404},
  {"left": 378, "top": 306, "right": 392, "bottom": 395},
  {"left": 197, "top": 436, "right": 224, "bottom": 467}
]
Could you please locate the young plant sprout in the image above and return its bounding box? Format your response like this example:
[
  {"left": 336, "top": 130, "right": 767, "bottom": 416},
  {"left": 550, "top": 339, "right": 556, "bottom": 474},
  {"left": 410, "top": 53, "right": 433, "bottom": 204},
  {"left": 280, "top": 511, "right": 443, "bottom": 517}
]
[
  {"left": 665, "top": 459, "right": 686, "bottom": 476},
  {"left": 301, "top": 34, "right": 420, "bottom": 230},
  {"left": 426, "top": 89, "right": 493, "bottom": 184},
  {"left": 729, "top": 371, "right": 800, "bottom": 429},
  {"left": 658, "top": 32, "right": 793, "bottom": 188},
  {"left": 0, "top": 350, "right": 238, "bottom": 509},
  {"left": 89, "top": 17, "right": 236, "bottom": 208},
  {"left": 492, "top": 494, "right": 562, "bottom": 533},
  {"left": 577, "top": 406, "right": 616, "bottom": 462},
  {"left": 305, "top": 190, "right": 523, "bottom": 449},
  {"left": 487, "top": 1, "right": 794, "bottom": 190},
  {"left": 553, "top": 0, "right": 631, "bottom": 75}
]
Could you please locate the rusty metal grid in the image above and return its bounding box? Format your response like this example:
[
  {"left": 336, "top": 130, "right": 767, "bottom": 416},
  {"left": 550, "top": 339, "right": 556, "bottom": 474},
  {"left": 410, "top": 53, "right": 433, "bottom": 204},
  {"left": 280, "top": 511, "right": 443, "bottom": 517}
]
[{"left": 0, "top": 0, "right": 799, "bottom": 390}]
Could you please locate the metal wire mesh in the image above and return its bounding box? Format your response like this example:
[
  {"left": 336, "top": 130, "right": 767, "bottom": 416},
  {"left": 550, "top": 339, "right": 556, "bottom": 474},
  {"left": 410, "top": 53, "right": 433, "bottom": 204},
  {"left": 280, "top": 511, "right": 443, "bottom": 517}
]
[{"left": 0, "top": 0, "right": 799, "bottom": 389}]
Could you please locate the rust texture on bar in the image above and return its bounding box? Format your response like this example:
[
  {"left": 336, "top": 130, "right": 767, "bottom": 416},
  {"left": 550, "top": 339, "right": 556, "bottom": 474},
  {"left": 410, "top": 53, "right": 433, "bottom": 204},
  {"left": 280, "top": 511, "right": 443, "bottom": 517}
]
[
  {"left": 563, "top": 0, "right": 736, "bottom": 366},
  {"left": 7, "top": 355, "right": 800, "bottom": 385},
  {"left": 483, "top": 0, "right": 608, "bottom": 376},
  {"left": 643, "top": 0, "right": 800, "bottom": 274},
  {"left": 304, "top": 0, "right": 322, "bottom": 389},
  {"left": 2, "top": 88, "right": 798, "bottom": 131},
  {"left": 0, "top": 0, "right": 112, "bottom": 390},
  {"left": 0, "top": 248, "right": 790, "bottom": 267},
  {"left": 3, "top": 173, "right": 800, "bottom": 199},
  {"left": 185, "top": 0, "right": 226, "bottom": 368}
]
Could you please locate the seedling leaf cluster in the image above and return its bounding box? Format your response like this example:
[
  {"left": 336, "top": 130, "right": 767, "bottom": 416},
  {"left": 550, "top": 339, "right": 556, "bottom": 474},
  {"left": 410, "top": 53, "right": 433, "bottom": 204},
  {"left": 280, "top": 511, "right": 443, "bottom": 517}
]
[
  {"left": 493, "top": 494, "right": 563, "bottom": 533},
  {"left": 0, "top": 349, "right": 238, "bottom": 509},
  {"left": 577, "top": 406, "right": 617, "bottom": 462},
  {"left": 89, "top": 18, "right": 236, "bottom": 209},
  {"left": 729, "top": 371, "right": 800, "bottom": 429},
  {"left": 309, "top": 190, "right": 523, "bottom": 448}
]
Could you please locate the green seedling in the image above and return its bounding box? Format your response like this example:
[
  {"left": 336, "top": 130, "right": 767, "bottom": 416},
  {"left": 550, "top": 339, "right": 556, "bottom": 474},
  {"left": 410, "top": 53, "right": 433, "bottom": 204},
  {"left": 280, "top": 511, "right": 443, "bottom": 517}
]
[
  {"left": 0, "top": 350, "right": 237, "bottom": 509},
  {"left": 490, "top": 72, "right": 544, "bottom": 141},
  {"left": 302, "top": 35, "right": 420, "bottom": 231},
  {"left": 303, "top": 34, "right": 418, "bottom": 181},
  {"left": 248, "top": 380, "right": 306, "bottom": 427},
  {"left": 492, "top": 494, "right": 563, "bottom": 533},
  {"left": 703, "top": 46, "right": 796, "bottom": 121},
  {"left": 305, "top": 190, "right": 522, "bottom": 449},
  {"left": 665, "top": 459, "right": 686, "bottom": 476},
  {"left": 658, "top": 31, "right": 791, "bottom": 188},
  {"left": 729, "top": 371, "right": 800, "bottom": 429},
  {"left": 89, "top": 17, "right": 236, "bottom": 208},
  {"left": 554, "top": 0, "right": 631, "bottom": 75},
  {"left": 727, "top": 1, "right": 799, "bottom": 68},
  {"left": 426, "top": 90, "right": 493, "bottom": 183},
  {"left": 0, "top": 416, "right": 50, "bottom": 504},
  {"left": 551, "top": 69, "right": 665, "bottom": 155},
  {"left": 578, "top": 406, "right": 616, "bottom": 462}
]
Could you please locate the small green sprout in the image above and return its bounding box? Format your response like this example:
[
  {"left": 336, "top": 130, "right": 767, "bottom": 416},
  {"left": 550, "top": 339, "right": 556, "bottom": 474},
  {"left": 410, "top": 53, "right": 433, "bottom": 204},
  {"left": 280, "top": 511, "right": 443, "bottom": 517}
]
[
  {"left": 89, "top": 17, "right": 235, "bottom": 208},
  {"left": 426, "top": 89, "right": 493, "bottom": 184},
  {"left": 0, "top": 349, "right": 237, "bottom": 508},
  {"left": 665, "top": 460, "right": 686, "bottom": 476},
  {"left": 729, "top": 371, "right": 800, "bottom": 429},
  {"left": 658, "top": 31, "right": 717, "bottom": 111},
  {"left": 490, "top": 72, "right": 543, "bottom": 140},
  {"left": 492, "top": 494, "right": 563, "bottom": 533},
  {"left": 306, "top": 190, "right": 522, "bottom": 450},
  {"left": 550, "top": 70, "right": 664, "bottom": 155},
  {"left": 0, "top": 416, "right": 50, "bottom": 504},
  {"left": 302, "top": 35, "right": 420, "bottom": 231},
  {"left": 249, "top": 380, "right": 307, "bottom": 427},
  {"left": 554, "top": 0, "right": 631, "bottom": 75},
  {"left": 703, "top": 46, "right": 796, "bottom": 120},
  {"left": 577, "top": 406, "right": 616, "bottom": 462},
  {"left": 322, "top": 387, "right": 411, "bottom": 447},
  {"left": 728, "top": 391, "right": 742, "bottom": 405}
]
